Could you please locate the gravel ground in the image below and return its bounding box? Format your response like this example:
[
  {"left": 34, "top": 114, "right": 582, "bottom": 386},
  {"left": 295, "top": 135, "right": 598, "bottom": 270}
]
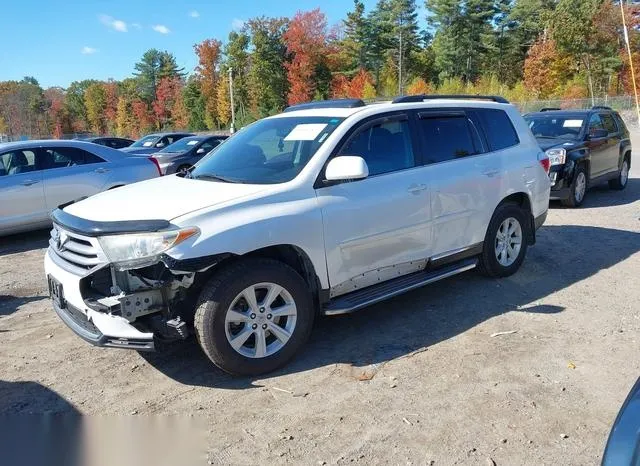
[{"left": 1, "top": 151, "right": 639, "bottom": 465}]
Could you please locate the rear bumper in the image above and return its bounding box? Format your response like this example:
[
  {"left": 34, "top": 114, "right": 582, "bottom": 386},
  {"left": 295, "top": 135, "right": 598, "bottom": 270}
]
[{"left": 44, "top": 249, "right": 155, "bottom": 351}]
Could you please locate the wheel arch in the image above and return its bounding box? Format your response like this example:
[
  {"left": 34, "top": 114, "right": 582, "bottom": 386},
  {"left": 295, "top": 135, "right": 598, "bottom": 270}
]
[{"left": 495, "top": 192, "right": 536, "bottom": 245}]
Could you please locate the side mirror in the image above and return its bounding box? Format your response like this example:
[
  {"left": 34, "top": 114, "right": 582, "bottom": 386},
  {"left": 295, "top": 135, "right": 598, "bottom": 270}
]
[
  {"left": 196, "top": 148, "right": 206, "bottom": 155},
  {"left": 588, "top": 128, "right": 608, "bottom": 139},
  {"left": 325, "top": 156, "right": 369, "bottom": 182},
  {"left": 155, "top": 142, "right": 165, "bottom": 148}
]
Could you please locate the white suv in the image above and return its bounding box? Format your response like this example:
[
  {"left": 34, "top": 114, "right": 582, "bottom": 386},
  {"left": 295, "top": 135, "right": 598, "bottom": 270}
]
[{"left": 45, "top": 95, "right": 550, "bottom": 375}]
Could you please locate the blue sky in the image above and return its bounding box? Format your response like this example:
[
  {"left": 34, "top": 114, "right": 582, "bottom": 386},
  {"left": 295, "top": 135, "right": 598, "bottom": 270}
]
[{"left": 0, "top": 0, "right": 425, "bottom": 89}]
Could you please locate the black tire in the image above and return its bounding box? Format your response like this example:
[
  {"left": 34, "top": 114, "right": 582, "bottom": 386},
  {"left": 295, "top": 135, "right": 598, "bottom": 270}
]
[
  {"left": 194, "top": 258, "right": 314, "bottom": 376},
  {"left": 609, "top": 155, "right": 630, "bottom": 190},
  {"left": 478, "top": 203, "right": 529, "bottom": 278},
  {"left": 561, "top": 164, "right": 587, "bottom": 207}
]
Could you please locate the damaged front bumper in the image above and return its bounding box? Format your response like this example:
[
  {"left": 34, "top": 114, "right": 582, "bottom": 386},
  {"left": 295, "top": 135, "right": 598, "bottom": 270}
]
[{"left": 45, "top": 249, "right": 156, "bottom": 350}]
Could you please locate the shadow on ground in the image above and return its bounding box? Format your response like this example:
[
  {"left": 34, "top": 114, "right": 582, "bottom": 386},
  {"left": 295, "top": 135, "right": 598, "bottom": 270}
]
[
  {"left": 142, "top": 224, "right": 640, "bottom": 388},
  {"left": 0, "top": 295, "right": 49, "bottom": 317},
  {"left": 0, "top": 228, "right": 50, "bottom": 256}
]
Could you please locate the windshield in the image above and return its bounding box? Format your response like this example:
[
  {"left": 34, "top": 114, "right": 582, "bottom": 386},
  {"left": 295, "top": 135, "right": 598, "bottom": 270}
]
[
  {"left": 130, "top": 135, "right": 159, "bottom": 148},
  {"left": 159, "top": 137, "right": 203, "bottom": 153},
  {"left": 524, "top": 115, "right": 585, "bottom": 140},
  {"left": 190, "top": 116, "right": 344, "bottom": 184}
]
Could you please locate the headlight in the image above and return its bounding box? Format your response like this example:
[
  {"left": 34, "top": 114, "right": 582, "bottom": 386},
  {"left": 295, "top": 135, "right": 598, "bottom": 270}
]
[
  {"left": 98, "top": 227, "right": 199, "bottom": 270},
  {"left": 545, "top": 148, "right": 566, "bottom": 166}
]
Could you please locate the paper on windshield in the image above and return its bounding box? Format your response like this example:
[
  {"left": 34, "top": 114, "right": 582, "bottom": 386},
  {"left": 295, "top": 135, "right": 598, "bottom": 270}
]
[
  {"left": 563, "top": 119, "right": 583, "bottom": 128},
  {"left": 284, "top": 124, "right": 327, "bottom": 141},
  {"left": 187, "top": 140, "right": 198, "bottom": 145}
]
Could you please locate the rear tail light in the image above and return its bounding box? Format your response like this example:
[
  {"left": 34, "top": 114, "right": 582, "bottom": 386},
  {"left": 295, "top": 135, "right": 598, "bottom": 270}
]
[
  {"left": 148, "top": 156, "right": 162, "bottom": 176},
  {"left": 538, "top": 152, "right": 550, "bottom": 174}
]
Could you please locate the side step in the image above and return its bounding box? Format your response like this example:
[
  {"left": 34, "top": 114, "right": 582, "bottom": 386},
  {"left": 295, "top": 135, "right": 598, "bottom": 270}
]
[{"left": 322, "top": 258, "right": 478, "bottom": 316}]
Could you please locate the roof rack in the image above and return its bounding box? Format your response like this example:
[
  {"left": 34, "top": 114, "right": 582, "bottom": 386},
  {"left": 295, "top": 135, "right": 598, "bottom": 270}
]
[
  {"left": 592, "top": 105, "right": 612, "bottom": 110},
  {"left": 540, "top": 107, "right": 562, "bottom": 112},
  {"left": 283, "top": 98, "right": 366, "bottom": 112},
  {"left": 391, "top": 94, "right": 510, "bottom": 104}
]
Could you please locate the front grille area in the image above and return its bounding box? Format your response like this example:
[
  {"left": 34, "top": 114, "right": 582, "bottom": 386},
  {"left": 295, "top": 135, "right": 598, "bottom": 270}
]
[{"left": 49, "top": 225, "right": 108, "bottom": 276}]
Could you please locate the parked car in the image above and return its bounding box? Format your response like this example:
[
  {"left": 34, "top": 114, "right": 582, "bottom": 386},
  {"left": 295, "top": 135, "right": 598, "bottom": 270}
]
[
  {"left": 45, "top": 96, "right": 550, "bottom": 375},
  {"left": 77, "top": 137, "right": 134, "bottom": 149},
  {"left": 524, "top": 106, "right": 631, "bottom": 207},
  {"left": 150, "top": 135, "right": 228, "bottom": 175},
  {"left": 602, "top": 377, "right": 640, "bottom": 466},
  {"left": 121, "top": 132, "right": 194, "bottom": 155},
  {"left": 0, "top": 140, "right": 161, "bottom": 236}
]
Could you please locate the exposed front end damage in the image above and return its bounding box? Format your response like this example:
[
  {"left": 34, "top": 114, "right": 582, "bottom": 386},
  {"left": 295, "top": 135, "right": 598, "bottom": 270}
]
[{"left": 44, "top": 211, "right": 227, "bottom": 351}]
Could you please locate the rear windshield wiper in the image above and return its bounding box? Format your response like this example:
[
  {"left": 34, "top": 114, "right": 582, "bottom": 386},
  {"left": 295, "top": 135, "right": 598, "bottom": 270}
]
[{"left": 191, "top": 173, "right": 238, "bottom": 183}]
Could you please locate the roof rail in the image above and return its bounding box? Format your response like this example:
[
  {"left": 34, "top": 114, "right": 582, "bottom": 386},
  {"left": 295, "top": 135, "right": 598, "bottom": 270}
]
[
  {"left": 592, "top": 105, "right": 612, "bottom": 110},
  {"left": 540, "top": 107, "right": 561, "bottom": 112},
  {"left": 392, "top": 94, "right": 510, "bottom": 104},
  {"left": 283, "top": 98, "right": 366, "bottom": 112}
]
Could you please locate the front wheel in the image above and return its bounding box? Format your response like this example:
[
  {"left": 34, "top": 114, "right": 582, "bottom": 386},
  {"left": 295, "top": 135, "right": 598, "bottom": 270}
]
[
  {"left": 609, "top": 157, "right": 630, "bottom": 190},
  {"left": 478, "top": 203, "right": 529, "bottom": 278},
  {"left": 561, "top": 165, "right": 587, "bottom": 207},
  {"left": 194, "top": 258, "right": 314, "bottom": 376}
]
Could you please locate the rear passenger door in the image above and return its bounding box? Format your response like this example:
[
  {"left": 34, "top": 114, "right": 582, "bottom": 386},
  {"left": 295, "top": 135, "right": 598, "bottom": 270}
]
[
  {"left": 415, "top": 108, "right": 518, "bottom": 257},
  {"left": 600, "top": 113, "right": 622, "bottom": 174},
  {"left": 586, "top": 114, "right": 610, "bottom": 178},
  {"left": 41, "top": 146, "right": 110, "bottom": 211}
]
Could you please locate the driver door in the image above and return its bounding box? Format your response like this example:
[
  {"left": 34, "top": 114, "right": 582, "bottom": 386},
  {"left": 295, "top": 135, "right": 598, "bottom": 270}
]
[{"left": 315, "top": 112, "right": 432, "bottom": 297}]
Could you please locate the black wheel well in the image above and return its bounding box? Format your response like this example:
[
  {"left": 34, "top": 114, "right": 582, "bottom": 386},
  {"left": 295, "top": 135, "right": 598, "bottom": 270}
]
[
  {"left": 108, "top": 185, "right": 124, "bottom": 190},
  {"left": 499, "top": 192, "right": 532, "bottom": 213},
  {"left": 624, "top": 150, "right": 631, "bottom": 167}
]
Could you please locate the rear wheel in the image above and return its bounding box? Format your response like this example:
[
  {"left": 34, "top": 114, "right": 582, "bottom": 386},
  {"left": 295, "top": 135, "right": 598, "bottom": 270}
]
[
  {"left": 561, "top": 165, "right": 587, "bottom": 207},
  {"left": 194, "top": 258, "right": 314, "bottom": 376},
  {"left": 609, "top": 156, "right": 630, "bottom": 190},
  {"left": 478, "top": 203, "right": 529, "bottom": 278}
]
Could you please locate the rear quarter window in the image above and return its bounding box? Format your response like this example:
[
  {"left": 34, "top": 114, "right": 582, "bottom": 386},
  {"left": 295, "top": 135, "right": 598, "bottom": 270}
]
[{"left": 476, "top": 108, "right": 520, "bottom": 151}]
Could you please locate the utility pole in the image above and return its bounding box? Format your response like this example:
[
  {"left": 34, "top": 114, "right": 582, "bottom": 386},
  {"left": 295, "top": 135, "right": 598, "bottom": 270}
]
[
  {"left": 398, "top": 30, "right": 403, "bottom": 96},
  {"left": 620, "top": 0, "right": 640, "bottom": 126},
  {"left": 228, "top": 67, "right": 236, "bottom": 134}
]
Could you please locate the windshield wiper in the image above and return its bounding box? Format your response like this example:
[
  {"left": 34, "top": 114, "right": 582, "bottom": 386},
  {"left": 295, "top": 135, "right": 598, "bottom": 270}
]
[{"left": 192, "top": 173, "right": 238, "bottom": 183}]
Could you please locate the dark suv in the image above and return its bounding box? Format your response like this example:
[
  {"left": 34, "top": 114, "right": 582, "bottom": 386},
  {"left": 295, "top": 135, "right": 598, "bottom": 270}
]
[{"left": 524, "top": 106, "right": 631, "bottom": 207}]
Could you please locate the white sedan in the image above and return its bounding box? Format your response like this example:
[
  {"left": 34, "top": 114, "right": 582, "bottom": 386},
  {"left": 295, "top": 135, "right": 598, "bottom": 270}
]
[{"left": 0, "top": 139, "right": 161, "bottom": 236}]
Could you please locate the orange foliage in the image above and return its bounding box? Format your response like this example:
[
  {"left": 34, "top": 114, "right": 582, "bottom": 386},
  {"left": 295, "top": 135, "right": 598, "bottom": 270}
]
[
  {"left": 331, "top": 69, "right": 375, "bottom": 99},
  {"left": 131, "top": 99, "right": 154, "bottom": 137},
  {"left": 524, "top": 38, "right": 573, "bottom": 99},
  {"left": 194, "top": 39, "right": 222, "bottom": 128},
  {"left": 283, "top": 9, "right": 328, "bottom": 105},
  {"left": 407, "top": 78, "right": 433, "bottom": 95}
]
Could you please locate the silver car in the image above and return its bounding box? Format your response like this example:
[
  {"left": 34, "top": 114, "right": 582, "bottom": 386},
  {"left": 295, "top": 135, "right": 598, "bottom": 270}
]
[{"left": 0, "top": 140, "right": 160, "bottom": 235}]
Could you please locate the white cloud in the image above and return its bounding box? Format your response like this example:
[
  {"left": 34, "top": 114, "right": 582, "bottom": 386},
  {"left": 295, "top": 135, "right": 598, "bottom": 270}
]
[
  {"left": 189, "top": 10, "right": 199, "bottom": 18},
  {"left": 81, "top": 46, "right": 98, "bottom": 55},
  {"left": 131, "top": 22, "right": 142, "bottom": 29},
  {"left": 99, "top": 14, "right": 128, "bottom": 32},
  {"left": 231, "top": 18, "right": 245, "bottom": 30},
  {"left": 152, "top": 24, "right": 170, "bottom": 34}
]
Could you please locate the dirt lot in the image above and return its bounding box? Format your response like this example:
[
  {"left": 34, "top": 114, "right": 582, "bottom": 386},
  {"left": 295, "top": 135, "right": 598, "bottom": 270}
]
[{"left": 1, "top": 161, "right": 639, "bottom": 465}]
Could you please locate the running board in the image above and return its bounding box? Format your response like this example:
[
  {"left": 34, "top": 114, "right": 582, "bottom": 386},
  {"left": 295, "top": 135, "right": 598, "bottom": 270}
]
[{"left": 322, "top": 258, "right": 478, "bottom": 316}]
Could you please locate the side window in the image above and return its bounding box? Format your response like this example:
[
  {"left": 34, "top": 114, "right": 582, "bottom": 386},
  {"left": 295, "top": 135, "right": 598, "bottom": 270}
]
[
  {"left": 476, "top": 108, "right": 519, "bottom": 151},
  {"left": 158, "top": 137, "right": 170, "bottom": 147},
  {"left": 588, "top": 114, "right": 604, "bottom": 135},
  {"left": 44, "top": 147, "right": 104, "bottom": 168},
  {"left": 200, "top": 141, "right": 220, "bottom": 153},
  {"left": 417, "top": 115, "right": 478, "bottom": 164},
  {"left": 339, "top": 117, "right": 415, "bottom": 176},
  {"left": 600, "top": 114, "right": 618, "bottom": 134},
  {"left": 0, "top": 149, "right": 39, "bottom": 176}
]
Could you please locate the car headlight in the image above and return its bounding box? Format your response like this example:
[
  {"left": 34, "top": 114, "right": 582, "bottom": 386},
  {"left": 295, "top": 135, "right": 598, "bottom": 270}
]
[
  {"left": 98, "top": 227, "right": 199, "bottom": 270},
  {"left": 545, "top": 148, "right": 566, "bottom": 166}
]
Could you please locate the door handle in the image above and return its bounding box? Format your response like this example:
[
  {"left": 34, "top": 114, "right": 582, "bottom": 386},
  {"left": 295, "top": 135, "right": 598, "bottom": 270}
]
[
  {"left": 408, "top": 183, "right": 428, "bottom": 194},
  {"left": 482, "top": 169, "right": 500, "bottom": 177},
  {"left": 94, "top": 167, "right": 110, "bottom": 174},
  {"left": 21, "top": 179, "right": 39, "bottom": 186}
]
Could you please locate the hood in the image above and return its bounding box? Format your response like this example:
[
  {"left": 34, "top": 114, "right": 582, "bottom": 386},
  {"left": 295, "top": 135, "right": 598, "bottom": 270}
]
[
  {"left": 64, "top": 175, "right": 269, "bottom": 222},
  {"left": 120, "top": 147, "right": 157, "bottom": 155},
  {"left": 536, "top": 138, "right": 581, "bottom": 151}
]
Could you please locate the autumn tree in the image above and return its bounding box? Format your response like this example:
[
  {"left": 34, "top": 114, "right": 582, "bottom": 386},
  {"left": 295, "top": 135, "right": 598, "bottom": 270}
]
[
  {"left": 153, "top": 77, "right": 184, "bottom": 129},
  {"left": 84, "top": 82, "right": 107, "bottom": 134},
  {"left": 131, "top": 99, "right": 154, "bottom": 137},
  {"left": 194, "top": 39, "right": 223, "bottom": 129},
  {"left": 524, "top": 38, "right": 573, "bottom": 99},
  {"left": 44, "top": 87, "right": 70, "bottom": 138},
  {"left": 115, "top": 96, "right": 131, "bottom": 137},
  {"left": 283, "top": 9, "right": 329, "bottom": 105},
  {"left": 134, "top": 49, "right": 184, "bottom": 103},
  {"left": 407, "top": 77, "right": 433, "bottom": 95}
]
